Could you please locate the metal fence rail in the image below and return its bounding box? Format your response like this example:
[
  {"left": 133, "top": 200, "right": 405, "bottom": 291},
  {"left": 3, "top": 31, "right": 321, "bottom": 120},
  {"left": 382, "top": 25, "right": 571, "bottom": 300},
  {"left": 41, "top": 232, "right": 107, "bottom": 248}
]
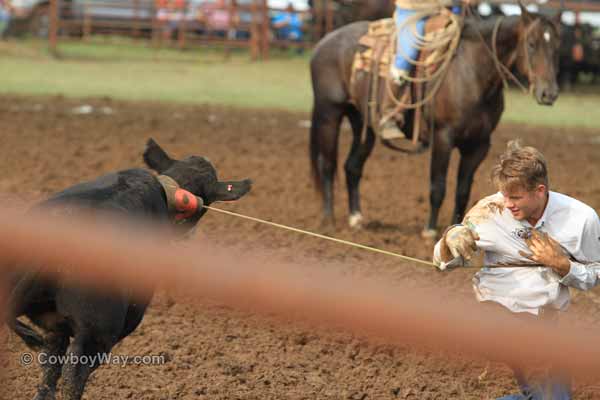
[{"left": 47, "top": 0, "right": 336, "bottom": 59}]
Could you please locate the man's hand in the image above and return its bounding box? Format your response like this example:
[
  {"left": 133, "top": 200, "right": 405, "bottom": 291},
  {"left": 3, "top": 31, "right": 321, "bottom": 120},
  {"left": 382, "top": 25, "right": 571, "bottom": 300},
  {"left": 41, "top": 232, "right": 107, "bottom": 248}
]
[
  {"left": 519, "top": 229, "right": 571, "bottom": 277},
  {"left": 442, "top": 224, "right": 480, "bottom": 262}
]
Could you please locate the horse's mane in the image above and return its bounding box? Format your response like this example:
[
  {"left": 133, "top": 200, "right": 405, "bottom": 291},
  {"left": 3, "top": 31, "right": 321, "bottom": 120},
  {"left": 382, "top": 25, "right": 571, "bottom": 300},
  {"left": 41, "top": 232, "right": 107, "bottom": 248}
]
[{"left": 461, "top": 15, "right": 521, "bottom": 42}]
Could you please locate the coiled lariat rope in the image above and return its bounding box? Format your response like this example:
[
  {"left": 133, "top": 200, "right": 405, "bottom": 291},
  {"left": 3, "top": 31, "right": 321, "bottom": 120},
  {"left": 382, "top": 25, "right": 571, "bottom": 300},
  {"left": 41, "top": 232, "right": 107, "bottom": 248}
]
[
  {"left": 383, "top": 4, "right": 463, "bottom": 111},
  {"left": 382, "top": 1, "right": 533, "bottom": 113}
]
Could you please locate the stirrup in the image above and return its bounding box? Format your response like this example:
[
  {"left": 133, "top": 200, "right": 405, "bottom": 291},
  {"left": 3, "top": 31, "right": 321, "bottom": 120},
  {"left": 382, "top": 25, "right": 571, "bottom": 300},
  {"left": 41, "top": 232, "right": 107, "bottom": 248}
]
[
  {"left": 379, "top": 120, "right": 407, "bottom": 141},
  {"left": 379, "top": 120, "right": 426, "bottom": 154}
]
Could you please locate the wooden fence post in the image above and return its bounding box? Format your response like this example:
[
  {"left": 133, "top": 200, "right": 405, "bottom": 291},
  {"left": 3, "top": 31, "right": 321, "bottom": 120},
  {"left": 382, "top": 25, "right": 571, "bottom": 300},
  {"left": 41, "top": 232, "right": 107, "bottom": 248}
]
[
  {"left": 178, "top": 5, "right": 187, "bottom": 50},
  {"left": 224, "top": 0, "right": 235, "bottom": 60},
  {"left": 133, "top": 0, "right": 141, "bottom": 37},
  {"left": 325, "top": 0, "right": 333, "bottom": 35},
  {"left": 260, "top": 0, "right": 269, "bottom": 60},
  {"left": 250, "top": 0, "right": 259, "bottom": 60},
  {"left": 152, "top": 5, "right": 160, "bottom": 48},
  {"left": 313, "top": 0, "right": 323, "bottom": 40},
  {"left": 83, "top": 0, "right": 91, "bottom": 40},
  {"left": 48, "top": 0, "right": 59, "bottom": 57}
]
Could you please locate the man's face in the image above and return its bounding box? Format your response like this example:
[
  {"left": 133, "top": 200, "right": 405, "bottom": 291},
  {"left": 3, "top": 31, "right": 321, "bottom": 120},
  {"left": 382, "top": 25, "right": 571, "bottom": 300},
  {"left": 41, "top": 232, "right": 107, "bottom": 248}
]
[{"left": 501, "top": 185, "right": 548, "bottom": 222}]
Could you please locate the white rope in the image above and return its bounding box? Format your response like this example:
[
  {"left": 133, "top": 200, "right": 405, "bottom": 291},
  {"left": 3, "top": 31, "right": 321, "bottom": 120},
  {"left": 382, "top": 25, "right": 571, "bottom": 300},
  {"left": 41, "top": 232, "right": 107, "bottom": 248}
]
[
  {"left": 204, "top": 205, "right": 442, "bottom": 269},
  {"left": 203, "top": 206, "right": 547, "bottom": 271}
]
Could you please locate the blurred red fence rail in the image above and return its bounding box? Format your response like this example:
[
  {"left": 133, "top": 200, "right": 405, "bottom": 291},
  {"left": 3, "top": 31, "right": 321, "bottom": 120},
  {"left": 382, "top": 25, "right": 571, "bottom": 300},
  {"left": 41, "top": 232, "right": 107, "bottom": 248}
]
[{"left": 2, "top": 205, "right": 600, "bottom": 378}]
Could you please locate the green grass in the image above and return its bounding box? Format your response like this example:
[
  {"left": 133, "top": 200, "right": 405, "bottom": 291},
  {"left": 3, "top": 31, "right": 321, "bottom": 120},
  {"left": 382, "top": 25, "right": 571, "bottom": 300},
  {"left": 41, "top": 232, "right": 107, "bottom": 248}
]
[
  {"left": 0, "top": 37, "right": 312, "bottom": 110},
  {"left": 503, "top": 90, "right": 600, "bottom": 130},
  {"left": 1, "top": 38, "right": 600, "bottom": 129}
]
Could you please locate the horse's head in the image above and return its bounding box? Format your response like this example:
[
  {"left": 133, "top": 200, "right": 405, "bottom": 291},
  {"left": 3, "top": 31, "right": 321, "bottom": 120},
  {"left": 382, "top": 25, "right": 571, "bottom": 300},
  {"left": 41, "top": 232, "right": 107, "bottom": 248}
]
[{"left": 516, "top": 3, "right": 561, "bottom": 105}]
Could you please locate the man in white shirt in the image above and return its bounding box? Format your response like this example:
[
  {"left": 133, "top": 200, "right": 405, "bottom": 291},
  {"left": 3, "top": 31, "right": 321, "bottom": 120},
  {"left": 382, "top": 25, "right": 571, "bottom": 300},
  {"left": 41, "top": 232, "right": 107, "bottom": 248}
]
[{"left": 433, "top": 140, "right": 600, "bottom": 400}]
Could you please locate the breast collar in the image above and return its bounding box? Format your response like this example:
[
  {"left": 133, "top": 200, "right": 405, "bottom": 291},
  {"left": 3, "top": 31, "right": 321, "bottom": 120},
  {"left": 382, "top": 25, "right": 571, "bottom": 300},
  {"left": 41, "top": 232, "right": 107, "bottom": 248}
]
[{"left": 156, "top": 175, "right": 203, "bottom": 222}]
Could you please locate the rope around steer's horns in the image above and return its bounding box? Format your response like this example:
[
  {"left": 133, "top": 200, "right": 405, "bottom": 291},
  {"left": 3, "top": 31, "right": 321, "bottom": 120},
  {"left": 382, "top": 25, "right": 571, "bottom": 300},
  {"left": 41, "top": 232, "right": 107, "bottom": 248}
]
[
  {"left": 157, "top": 175, "right": 204, "bottom": 222},
  {"left": 202, "top": 206, "right": 546, "bottom": 271}
]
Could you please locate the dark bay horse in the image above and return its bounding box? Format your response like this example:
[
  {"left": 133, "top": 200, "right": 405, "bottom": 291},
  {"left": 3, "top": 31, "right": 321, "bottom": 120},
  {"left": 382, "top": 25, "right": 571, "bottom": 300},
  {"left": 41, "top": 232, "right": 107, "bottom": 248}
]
[{"left": 309, "top": 6, "right": 560, "bottom": 236}]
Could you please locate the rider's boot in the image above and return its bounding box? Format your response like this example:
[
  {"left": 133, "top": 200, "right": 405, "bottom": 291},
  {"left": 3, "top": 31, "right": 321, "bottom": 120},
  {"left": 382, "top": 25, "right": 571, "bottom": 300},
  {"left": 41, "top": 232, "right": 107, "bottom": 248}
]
[{"left": 379, "top": 66, "right": 410, "bottom": 142}]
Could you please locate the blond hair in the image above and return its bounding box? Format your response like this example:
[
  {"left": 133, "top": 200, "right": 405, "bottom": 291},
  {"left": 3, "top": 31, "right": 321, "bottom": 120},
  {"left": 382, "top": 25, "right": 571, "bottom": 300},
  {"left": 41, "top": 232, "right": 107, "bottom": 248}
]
[{"left": 491, "top": 140, "right": 549, "bottom": 192}]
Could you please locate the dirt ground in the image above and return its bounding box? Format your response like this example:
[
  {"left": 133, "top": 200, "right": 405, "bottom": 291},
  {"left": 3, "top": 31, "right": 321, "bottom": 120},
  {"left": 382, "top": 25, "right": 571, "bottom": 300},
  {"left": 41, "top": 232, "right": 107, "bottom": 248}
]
[{"left": 2, "top": 95, "right": 600, "bottom": 400}]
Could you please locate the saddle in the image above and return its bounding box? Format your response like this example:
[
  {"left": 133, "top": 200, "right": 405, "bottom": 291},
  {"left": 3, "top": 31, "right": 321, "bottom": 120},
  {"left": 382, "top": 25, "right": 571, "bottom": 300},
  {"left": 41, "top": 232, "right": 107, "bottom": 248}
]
[
  {"left": 349, "top": 14, "right": 457, "bottom": 126},
  {"left": 350, "top": 14, "right": 454, "bottom": 95}
]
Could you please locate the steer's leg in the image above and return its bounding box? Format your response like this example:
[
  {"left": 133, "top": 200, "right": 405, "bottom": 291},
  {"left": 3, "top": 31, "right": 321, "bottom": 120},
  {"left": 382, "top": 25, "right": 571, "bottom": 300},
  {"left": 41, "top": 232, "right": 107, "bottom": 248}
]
[
  {"left": 60, "top": 332, "right": 111, "bottom": 400},
  {"left": 117, "top": 298, "right": 151, "bottom": 342},
  {"left": 58, "top": 293, "right": 127, "bottom": 400},
  {"left": 33, "top": 332, "right": 69, "bottom": 400}
]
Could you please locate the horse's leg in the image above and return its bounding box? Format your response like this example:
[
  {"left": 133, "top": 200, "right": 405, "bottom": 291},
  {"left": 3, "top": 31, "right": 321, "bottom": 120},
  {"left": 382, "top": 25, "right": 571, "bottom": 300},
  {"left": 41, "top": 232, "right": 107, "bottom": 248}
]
[
  {"left": 344, "top": 105, "right": 376, "bottom": 229},
  {"left": 311, "top": 102, "right": 344, "bottom": 227},
  {"left": 424, "top": 130, "right": 453, "bottom": 238},
  {"left": 452, "top": 140, "right": 491, "bottom": 224}
]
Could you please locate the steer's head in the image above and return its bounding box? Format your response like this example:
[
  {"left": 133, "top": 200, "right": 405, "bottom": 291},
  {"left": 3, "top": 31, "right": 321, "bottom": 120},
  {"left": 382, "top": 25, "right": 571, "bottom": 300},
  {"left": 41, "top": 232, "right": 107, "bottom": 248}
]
[{"left": 143, "top": 138, "right": 252, "bottom": 226}]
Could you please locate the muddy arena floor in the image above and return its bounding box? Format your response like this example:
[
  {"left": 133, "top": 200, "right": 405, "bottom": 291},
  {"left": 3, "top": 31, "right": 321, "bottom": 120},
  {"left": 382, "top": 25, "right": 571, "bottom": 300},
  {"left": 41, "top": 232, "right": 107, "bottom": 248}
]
[{"left": 2, "top": 95, "right": 600, "bottom": 399}]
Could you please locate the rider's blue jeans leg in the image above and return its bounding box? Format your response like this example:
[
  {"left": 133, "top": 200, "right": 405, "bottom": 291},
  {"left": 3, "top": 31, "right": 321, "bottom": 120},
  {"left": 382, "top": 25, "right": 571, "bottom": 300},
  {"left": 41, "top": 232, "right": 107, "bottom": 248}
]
[{"left": 394, "top": 6, "right": 426, "bottom": 72}]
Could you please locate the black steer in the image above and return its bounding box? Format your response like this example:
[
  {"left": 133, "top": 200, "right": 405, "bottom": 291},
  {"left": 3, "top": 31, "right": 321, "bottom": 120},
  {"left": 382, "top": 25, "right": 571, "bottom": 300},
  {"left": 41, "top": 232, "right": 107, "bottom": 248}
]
[{"left": 6, "top": 139, "right": 252, "bottom": 400}]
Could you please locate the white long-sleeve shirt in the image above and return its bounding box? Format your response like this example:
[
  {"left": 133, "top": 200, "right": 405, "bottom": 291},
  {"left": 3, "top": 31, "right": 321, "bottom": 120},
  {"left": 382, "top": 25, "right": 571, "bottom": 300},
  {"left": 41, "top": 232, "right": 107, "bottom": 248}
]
[{"left": 433, "top": 191, "right": 600, "bottom": 315}]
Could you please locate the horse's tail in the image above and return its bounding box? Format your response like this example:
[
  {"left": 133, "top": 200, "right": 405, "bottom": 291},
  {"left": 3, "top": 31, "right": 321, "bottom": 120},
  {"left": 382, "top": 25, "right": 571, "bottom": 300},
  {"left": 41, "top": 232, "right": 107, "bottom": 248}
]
[
  {"left": 309, "top": 102, "right": 324, "bottom": 192},
  {"left": 309, "top": 101, "right": 340, "bottom": 195},
  {"left": 309, "top": 28, "right": 350, "bottom": 198}
]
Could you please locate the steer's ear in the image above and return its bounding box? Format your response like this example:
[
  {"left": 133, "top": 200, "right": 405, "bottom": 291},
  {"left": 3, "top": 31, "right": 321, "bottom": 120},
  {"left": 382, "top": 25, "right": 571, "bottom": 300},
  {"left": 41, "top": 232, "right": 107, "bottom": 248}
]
[
  {"left": 214, "top": 179, "right": 252, "bottom": 202},
  {"left": 144, "top": 138, "right": 175, "bottom": 173}
]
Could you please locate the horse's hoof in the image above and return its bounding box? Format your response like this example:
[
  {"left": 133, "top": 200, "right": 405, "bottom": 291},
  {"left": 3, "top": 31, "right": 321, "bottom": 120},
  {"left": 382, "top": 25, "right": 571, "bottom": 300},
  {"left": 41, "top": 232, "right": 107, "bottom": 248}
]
[
  {"left": 319, "top": 217, "right": 336, "bottom": 234},
  {"left": 348, "top": 212, "right": 363, "bottom": 229},
  {"left": 421, "top": 228, "right": 438, "bottom": 239}
]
